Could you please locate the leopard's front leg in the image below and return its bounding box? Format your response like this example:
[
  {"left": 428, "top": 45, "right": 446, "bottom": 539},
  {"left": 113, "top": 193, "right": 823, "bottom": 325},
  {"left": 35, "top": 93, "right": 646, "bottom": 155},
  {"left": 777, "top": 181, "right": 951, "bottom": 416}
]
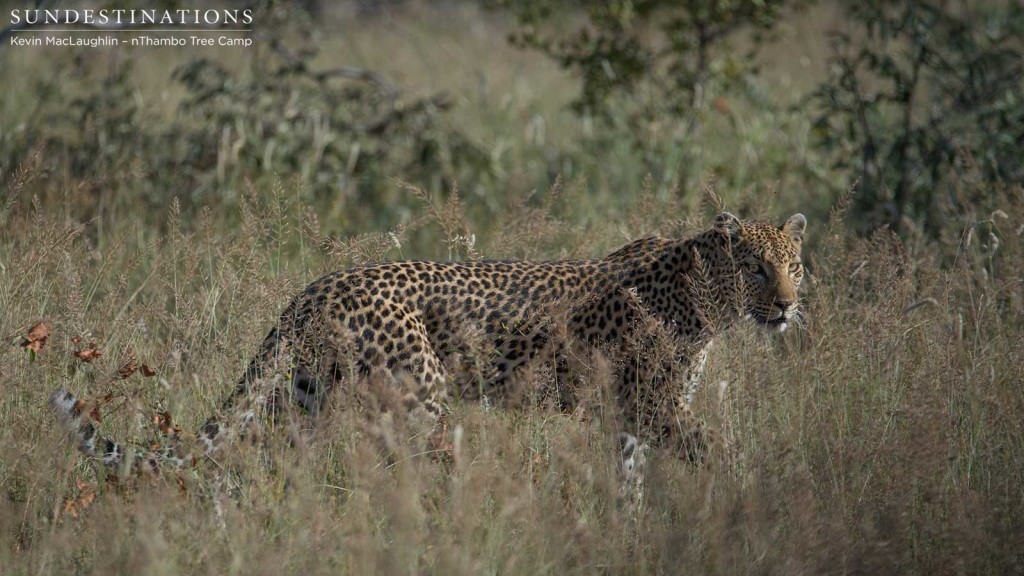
[
  {"left": 619, "top": 346, "right": 718, "bottom": 462},
  {"left": 653, "top": 399, "right": 717, "bottom": 465}
]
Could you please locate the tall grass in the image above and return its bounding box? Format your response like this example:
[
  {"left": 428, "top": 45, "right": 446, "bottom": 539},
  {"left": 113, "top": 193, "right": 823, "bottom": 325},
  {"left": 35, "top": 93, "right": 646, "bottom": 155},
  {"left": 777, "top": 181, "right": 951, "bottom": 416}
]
[{"left": 2, "top": 152, "right": 1021, "bottom": 573}]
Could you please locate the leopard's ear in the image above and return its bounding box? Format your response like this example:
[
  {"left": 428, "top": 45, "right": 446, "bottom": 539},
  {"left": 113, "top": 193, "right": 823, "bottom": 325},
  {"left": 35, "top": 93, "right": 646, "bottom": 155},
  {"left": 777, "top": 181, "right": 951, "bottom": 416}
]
[
  {"left": 714, "top": 212, "right": 742, "bottom": 237},
  {"left": 781, "top": 213, "right": 806, "bottom": 246}
]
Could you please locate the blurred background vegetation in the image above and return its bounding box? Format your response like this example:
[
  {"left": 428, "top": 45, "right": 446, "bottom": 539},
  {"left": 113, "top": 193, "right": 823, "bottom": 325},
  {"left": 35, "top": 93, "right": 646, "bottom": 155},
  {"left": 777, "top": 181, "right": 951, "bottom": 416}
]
[{"left": 2, "top": 0, "right": 1018, "bottom": 253}]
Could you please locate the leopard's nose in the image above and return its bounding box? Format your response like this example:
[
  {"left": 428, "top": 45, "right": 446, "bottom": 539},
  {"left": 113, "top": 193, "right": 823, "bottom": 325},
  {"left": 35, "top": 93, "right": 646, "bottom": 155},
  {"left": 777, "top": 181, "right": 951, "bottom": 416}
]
[{"left": 774, "top": 299, "right": 795, "bottom": 313}]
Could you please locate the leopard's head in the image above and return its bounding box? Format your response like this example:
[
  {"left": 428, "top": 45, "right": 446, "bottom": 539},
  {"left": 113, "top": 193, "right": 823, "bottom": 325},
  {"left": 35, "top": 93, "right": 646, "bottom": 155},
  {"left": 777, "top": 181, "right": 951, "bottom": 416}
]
[{"left": 713, "top": 212, "right": 806, "bottom": 332}]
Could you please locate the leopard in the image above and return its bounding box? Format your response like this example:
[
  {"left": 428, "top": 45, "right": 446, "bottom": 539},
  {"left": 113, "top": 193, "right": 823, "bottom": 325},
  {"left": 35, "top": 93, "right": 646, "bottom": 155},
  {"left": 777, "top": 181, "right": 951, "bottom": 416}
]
[{"left": 51, "top": 211, "right": 806, "bottom": 480}]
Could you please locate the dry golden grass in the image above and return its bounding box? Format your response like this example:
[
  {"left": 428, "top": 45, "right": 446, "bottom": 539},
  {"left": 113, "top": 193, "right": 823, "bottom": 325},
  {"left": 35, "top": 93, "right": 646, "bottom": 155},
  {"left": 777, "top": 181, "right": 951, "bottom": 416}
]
[{"left": 2, "top": 156, "right": 1022, "bottom": 574}]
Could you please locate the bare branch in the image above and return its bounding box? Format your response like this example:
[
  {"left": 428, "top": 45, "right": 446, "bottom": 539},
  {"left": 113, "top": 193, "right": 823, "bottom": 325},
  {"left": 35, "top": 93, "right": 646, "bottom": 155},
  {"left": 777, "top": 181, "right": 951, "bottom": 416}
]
[{"left": 268, "top": 37, "right": 399, "bottom": 99}]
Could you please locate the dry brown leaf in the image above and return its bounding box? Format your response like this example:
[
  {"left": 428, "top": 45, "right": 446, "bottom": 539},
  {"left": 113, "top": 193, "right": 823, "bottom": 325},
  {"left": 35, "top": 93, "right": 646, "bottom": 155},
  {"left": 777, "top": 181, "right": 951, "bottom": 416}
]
[
  {"left": 175, "top": 474, "right": 188, "bottom": 496},
  {"left": 71, "top": 397, "right": 103, "bottom": 423},
  {"left": 141, "top": 364, "right": 157, "bottom": 377},
  {"left": 63, "top": 480, "right": 96, "bottom": 519},
  {"left": 152, "top": 411, "right": 177, "bottom": 435},
  {"left": 76, "top": 487, "right": 95, "bottom": 510},
  {"left": 117, "top": 348, "right": 138, "bottom": 379},
  {"left": 73, "top": 340, "right": 102, "bottom": 362},
  {"left": 26, "top": 322, "right": 49, "bottom": 341},
  {"left": 20, "top": 322, "right": 50, "bottom": 352}
]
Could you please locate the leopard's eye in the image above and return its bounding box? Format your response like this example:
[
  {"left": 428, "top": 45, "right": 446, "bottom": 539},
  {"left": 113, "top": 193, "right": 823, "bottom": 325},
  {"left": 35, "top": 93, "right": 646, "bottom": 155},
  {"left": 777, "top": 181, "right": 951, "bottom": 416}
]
[
  {"left": 788, "top": 261, "right": 802, "bottom": 275},
  {"left": 746, "top": 261, "right": 766, "bottom": 277}
]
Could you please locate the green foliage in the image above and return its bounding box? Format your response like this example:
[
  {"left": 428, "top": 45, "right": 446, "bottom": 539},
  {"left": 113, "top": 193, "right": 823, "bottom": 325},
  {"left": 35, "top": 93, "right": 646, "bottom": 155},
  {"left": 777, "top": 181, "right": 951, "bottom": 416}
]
[
  {"left": 504, "top": 0, "right": 794, "bottom": 186},
  {"left": 2, "top": 6, "right": 492, "bottom": 232},
  {"left": 507, "top": 0, "right": 788, "bottom": 119},
  {"left": 809, "top": 0, "right": 1024, "bottom": 235},
  {"left": 171, "top": 41, "right": 490, "bottom": 227}
]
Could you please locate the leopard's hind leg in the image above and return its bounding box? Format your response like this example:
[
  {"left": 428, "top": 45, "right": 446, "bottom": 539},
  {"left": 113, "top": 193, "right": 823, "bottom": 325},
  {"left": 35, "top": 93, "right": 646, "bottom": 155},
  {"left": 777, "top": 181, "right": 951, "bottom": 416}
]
[{"left": 197, "top": 322, "right": 320, "bottom": 451}]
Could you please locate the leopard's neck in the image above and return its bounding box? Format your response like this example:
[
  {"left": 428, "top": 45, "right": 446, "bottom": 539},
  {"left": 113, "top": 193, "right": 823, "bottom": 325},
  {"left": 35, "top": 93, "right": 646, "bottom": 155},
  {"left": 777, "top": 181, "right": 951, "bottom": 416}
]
[{"left": 625, "top": 230, "right": 741, "bottom": 340}]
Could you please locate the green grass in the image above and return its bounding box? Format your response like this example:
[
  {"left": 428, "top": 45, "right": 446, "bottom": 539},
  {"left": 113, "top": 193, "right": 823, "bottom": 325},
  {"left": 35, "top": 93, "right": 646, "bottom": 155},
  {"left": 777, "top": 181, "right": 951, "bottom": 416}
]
[{"left": 1, "top": 2, "right": 1022, "bottom": 574}]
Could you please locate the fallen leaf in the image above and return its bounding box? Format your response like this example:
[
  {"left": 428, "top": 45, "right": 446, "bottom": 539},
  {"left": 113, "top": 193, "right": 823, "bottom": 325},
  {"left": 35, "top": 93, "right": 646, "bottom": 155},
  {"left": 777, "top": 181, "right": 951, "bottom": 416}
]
[
  {"left": 153, "top": 411, "right": 175, "bottom": 435},
  {"left": 73, "top": 341, "right": 102, "bottom": 362},
  {"left": 117, "top": 348, "right": 138, "bottom": 379},
  {"left": 71, "top": 397, "right": 103, "bottom": 423},
  {"left": 76, "top": 486, "right": 95, "bottom": 509},
  {"left": 175, "top": 474, "right": 188, "bottom": 496},
  {"left": 63, "top": 480, "right": 96, "bottom": 519},
  {"left": 20, "top": 322, "right": 50, "bottom": 353},
  {"left": 141, "top": 364, "right": 157, "bottom": 377}
]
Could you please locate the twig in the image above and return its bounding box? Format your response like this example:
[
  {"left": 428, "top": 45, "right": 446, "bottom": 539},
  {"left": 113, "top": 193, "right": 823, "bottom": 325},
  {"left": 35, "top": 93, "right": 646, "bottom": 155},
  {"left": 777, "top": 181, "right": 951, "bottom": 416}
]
[{"left": 268, "top": 38, "right": 399, "bottom": 99}]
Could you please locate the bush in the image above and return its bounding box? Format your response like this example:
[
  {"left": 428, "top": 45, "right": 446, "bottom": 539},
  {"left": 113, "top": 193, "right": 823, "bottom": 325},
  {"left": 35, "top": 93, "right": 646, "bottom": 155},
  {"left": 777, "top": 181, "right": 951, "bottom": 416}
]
[
  {"left": 809, "top": 0, "right": 1024, "bottom": 236},
  {"left": 502, "top": 0, "right": 797, "bottom": 192},
  {"left": 1, "top": 5, "right": 492, "bottom": 232}
]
